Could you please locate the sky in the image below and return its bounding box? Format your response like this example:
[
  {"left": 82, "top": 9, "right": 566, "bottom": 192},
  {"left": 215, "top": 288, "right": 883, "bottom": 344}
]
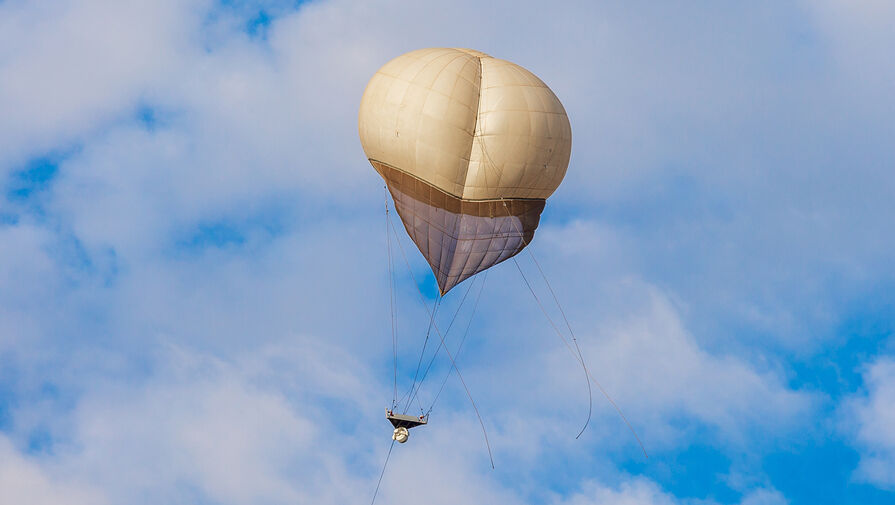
[{"left": 1, "top": 0, "right": 894, "bottom": 504}]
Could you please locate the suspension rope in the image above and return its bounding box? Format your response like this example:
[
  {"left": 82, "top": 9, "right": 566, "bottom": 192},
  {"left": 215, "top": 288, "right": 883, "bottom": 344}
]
[
  {"left": 387, "top": 213, "right": 495, "bottom": 469},
  {"left": 500, "top": 188, "right": 647, "bottom": 455},
  {"left": 497, "top": 194, "right": 591, "bottom": 438},
  {"left": 393, "top": 293, "right": 440, "bottom": 411},
  {"left": 512, "top": 257, "right": 591, "bottom": 438},
  {"left": 406, "top": 274, "right": 479, "bottom": 410},
  {"left": 385, "top": 186, "right": 399, "bottom": 408},
  {"left": 399, "top": 294, "right": 441, "bottom": 413},
  {"left": 512, "top": 255, "right": 648, "bottom": 458},
  {"left": 427, "top": 271, "right": 489, "bottom": 415},
  {"left": 499, "top": 195, "right": 645, "bottom": 454},
  {"left": 526, "top": 250, "right": 594, "bottom": 438}
]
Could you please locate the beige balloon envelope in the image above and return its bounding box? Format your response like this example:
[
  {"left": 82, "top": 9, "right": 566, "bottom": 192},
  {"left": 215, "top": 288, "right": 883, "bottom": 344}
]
[{"left": 359, "top": 48, "right": 572, "bottom": 294}]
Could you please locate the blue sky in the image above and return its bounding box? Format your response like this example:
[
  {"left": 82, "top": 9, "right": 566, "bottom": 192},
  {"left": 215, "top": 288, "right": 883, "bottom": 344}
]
[{"left": 1, "top": 1, "right": 894, "bottom": 504}]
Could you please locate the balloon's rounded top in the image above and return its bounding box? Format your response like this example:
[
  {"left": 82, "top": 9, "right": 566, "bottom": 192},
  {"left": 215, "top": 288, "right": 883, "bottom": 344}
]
[
  {"left": 451, "top": 48, "right": 491, "bottom": 58},
  {"left": 359, "top": 47, "right": 571, "bottom": 201}
]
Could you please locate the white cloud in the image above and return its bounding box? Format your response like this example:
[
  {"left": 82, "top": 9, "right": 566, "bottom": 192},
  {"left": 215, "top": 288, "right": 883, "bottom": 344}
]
[
  {"left": 464, "top": 274, "right": 815, "bottom": 458},
  {"left": 70, "top": 349, "right": 311, "bottom": 504},
  {"left": 0, "top": 0, "right": 207, "bottom": 169},
  {"left": 844, "top": 357, "right": 895, "bottom": 489},
  {"left": 585, "top": 286, "right": 813, "bottom": 445},
  {"left": 803, "top": 0, "right": 895, "bottom": 96},
  {"left": 0, "top": 223, "right": 65, "bottom": 349},
  {"left": 458, "top": 221, "right": 815, "bottom": 454},
  {"left": 41, "top": 341, "right": 380, "bottom": 505},
  {"left": 0, "top": 436, "right": 105, "bottom": 505},
  {"left": 559, "top": 478, "right": 679, "bottom": 505},
  {"left": 4, "top": 341, "right": 528, "bottom": 505},
  {"left": 554, "top": 477, "right": 787, "bottom": 505}
]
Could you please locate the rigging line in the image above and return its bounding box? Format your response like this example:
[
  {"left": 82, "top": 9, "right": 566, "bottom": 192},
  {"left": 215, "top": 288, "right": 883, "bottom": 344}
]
[
  {"left": 385, "top": 186, "right": 398, "bottom": 408},
  {"left": 512, "top": 257, "right": 647, "bottom": 458},
  {"left": 370, "top": 439, "right": 396, "bottom": 505},
  {"left": 526, "top": 249, "right": 593, "bottom": 439},
  {"left": 501, "top": 201, "right": 645, "bottom": 458},
  {"left": 496, "top": 197, "right": 592, "bottom": 439},
  {"left": 407, "top": 276, "right": 477, "bottom": 407},
  {"left": 415, "top": 389, "right": 425, "bottom": 415},
  {"left": 406, "top": 294, "right": 440, "bottom": 411},
  {"left": 589, "top": 372, "right": 649, "bottom": 459},
  {"left": 384, "top": 202, "right": 441, "bottom": 412},
  {"left": 512, "top": 257, "right": 590, "bottom": 439},
  {"left": 406, "top": 274, "right": 478, "bottom": 410},
  {"left": 397, "top": 294, "right": 441, "bottom": 413},
  {"left": 427, "top": 270, "right": 489, "bottom": 415},
  {"left": 388, "top": 214, "right": 496, "bottom": 469}
]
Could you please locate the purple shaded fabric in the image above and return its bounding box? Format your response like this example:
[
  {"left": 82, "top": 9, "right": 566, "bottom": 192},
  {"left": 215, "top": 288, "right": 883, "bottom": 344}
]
[{"left": 373, "top": 160, "right": 545, "bottom": 294}]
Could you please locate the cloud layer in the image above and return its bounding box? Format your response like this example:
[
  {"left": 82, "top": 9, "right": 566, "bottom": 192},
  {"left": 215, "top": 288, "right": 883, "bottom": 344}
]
[{"left": 1, "top": 1, "right": 894, "bottom": 504}]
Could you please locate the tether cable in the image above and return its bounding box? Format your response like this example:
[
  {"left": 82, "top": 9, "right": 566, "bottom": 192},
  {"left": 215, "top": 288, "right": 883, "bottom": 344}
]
[{"left": 370, "top": 439, "right": 395, "bottom": 505}]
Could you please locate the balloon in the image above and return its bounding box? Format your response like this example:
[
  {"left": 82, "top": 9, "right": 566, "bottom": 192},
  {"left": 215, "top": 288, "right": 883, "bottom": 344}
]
[{"left": 359, "top": 48, "right": 571, "bottom": 294}]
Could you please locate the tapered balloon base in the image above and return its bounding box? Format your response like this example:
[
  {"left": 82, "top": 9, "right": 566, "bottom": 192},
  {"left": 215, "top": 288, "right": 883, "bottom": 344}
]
[{"left": 374, "top": 160, "right": 545, "bottom": 295}]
